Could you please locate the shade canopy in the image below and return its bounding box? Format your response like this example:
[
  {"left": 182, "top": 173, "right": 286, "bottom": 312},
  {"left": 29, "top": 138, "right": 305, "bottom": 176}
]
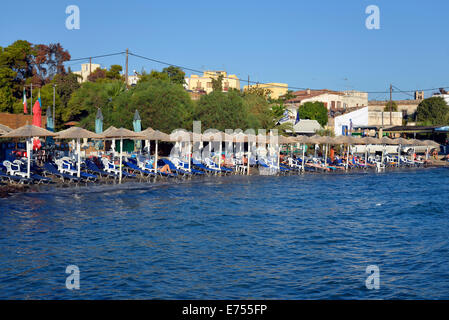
[
  {"left": 361, "top": 137, "right": 381, "bottom": 145},
  {"left": 394, "top": 137, "right": 411, "bottom": 145},
  {"left": 1, "top": 124, "right": 56, "bottom": 138},
  {"left": 140, "top": 129, "right": 171, "bottom": 141},
  {"left": 55, "top": 126, "right": 102, "bottom": 139},
  {"left": 378, "top": 136, "right": 395, "bottom": 145},
  {"left": 423, "top": 140, "right": 440, "bottom": 147},
  {"left": 202, "top": 131, "right": 234, "bottom": 142},
  {"left": 102, "top": 126, "right": 118, "bottom": 136},
  {"left": 293, "top": 135, "right": 311, "bottom": 144},
  {"left": 169, "top": 130, "right": 193, "bottom": 142},
  {"left": 0, "top": 124, "right": 12, "bottom": 133},
  {"left": 101, "top": 127, "right": 145, "bottom": 139},
  {"left": 308, "top": 135, "right": 328, "bottom": 144}
]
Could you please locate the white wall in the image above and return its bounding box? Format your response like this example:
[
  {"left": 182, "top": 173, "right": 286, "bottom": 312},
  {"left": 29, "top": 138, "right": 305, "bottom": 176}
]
[{"left": 334, "top": 107, "right": 369, "bottom": 136}]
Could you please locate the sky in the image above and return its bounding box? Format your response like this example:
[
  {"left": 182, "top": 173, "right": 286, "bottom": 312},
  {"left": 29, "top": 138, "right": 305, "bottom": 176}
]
[{"left": 1, "top": 0, "right": 449, "bottom": 100}]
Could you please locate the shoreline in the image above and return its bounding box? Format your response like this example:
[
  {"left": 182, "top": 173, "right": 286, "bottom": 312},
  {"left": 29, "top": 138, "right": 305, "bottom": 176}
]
[{"left": 1, "top": 163, "right": 447, "bottom": 198}]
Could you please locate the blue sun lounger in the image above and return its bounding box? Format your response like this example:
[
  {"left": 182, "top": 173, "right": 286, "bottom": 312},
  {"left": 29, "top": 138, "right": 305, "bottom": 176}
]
[
  {"left": 43, "top": 163, "right": 80, "bottom": 183},
  {"left": 85, "top": 160, "right": 117, "bottom": 178},
  {"left": 124, "top": 161, "right": 156, "bottom": 177},
  {"left": 161, "top": 159, "right": 191, "bottom": 176},
  {"left": 192, "top": 159, "right": 220, "bottom": 174},
  {"left": 0, "top": 170, "right": 32, "bottom": 184}
]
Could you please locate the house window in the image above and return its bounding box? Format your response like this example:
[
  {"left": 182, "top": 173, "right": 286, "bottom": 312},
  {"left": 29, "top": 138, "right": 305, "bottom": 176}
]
[
  {"left": 331, "top": 101, "right": 336, "bottom": 109},
  {"left": 207, "top": 82, "right": 212, "bottom": 88},
  {"left": 337, "top": 101, "right": 341, "bottom": 108}
]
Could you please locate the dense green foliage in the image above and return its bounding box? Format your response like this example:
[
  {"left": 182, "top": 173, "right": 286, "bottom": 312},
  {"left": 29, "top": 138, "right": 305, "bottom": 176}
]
[
  {"left": 0, "top": 40, "right": 293, "bottom": 134},
  {"left": 416, "top": 96, "right": 449, "bottom": 125},
  {"left": 384, "top": 101, "right": 398, "bottom": 112},
  {"left": 194, "top": 91, "right": 250, "bottom": 131},
  {"left": 0, "top": 40, "right": 70, "bottom": 113},
  {"left": 297, "top": 101, "right": 328, "bottom": 127}
]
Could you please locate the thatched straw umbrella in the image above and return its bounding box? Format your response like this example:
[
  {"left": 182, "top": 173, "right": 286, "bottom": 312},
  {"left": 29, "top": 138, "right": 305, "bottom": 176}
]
[
  {"left": 101, "top": 127, "right": 145, "bottom": 183},
  {"left": 102, "top": 126, "right": 118, "bottom": 154},
  {"left": 292, "top": 135, "right": 311, "bottom": 171},
  {"left": 393, "top": 137, "right": 410, "bottom": 167},
  {"left": 55, "top": 127, "right": 102, "bottom": 178},
  {"left": 0, "top": 124, "right": 12, "bottom": 133},
  {"left": 140, "top": 128, "right": 171, "bottom": 172},
  {"left": 1, "top": 125, "right": 56, "bottom": 178}
]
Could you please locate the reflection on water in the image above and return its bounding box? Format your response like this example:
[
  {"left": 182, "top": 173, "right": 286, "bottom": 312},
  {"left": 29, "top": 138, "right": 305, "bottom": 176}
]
[{"left": 1, "top": 168, "right": 449, "bottom": 299}]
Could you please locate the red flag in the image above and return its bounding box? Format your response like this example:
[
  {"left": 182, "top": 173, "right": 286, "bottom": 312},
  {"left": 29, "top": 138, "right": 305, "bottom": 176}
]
[
  {"left": 23, "top": 89, "right": 28, "bottom": 114},
  {"left": 32, "top": 99, "right": 41, "bottom": 127}
]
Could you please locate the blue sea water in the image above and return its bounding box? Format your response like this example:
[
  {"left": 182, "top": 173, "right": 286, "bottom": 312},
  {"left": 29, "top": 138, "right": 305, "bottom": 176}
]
[{"left": 1, "top": 168, "right": 449, "bottom": 299}]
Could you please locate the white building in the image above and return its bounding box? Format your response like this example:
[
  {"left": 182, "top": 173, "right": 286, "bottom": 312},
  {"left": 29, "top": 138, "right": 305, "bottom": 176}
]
[
  {"left": 291, "top": 120, "right": 323, "bottom": 135},
  {"left": 287, "top": 89, "right": 368, "bottom": 111},
  {"left": 432, "top": 93, "right": 449, "bottom": 105},
  {"left": 73, "top": 63, "right": 101, "bottom": 83},
  {"left": 334, "top": 106, "right": 403, "bottom": 136}
]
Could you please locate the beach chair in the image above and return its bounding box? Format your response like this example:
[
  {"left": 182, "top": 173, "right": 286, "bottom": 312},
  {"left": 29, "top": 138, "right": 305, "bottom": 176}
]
[
  {"left": 162, "top": 158, "right": 191, "bottom": 176},
  {"left": 171, "top": 158, "right": 205, "bottom": 175},
  {"left": 55, "top": 158, "right": 98, "bottom": 182},
  {"left": 192, "top": 158, "right": 221, "bottom": 174},
  {"left": 101, "top": 158, "right": 136, "bottom": 179},
  {"left": 0, "top": 166, "right": 32, "bottom": 184},
  {"left": 55, "top": 158, "right": 78, "bottom": 176},
  {"left": 43, "top": 163, "right": 80, "bottom": 183},
  {"left": 124, "top": 160, "right": 156, "bottom": 178},
  {"left": 204, "top": 157, "right": 232, "bottom": 174},
  {"left": 11, "top": 160, "right": 53, "bottom": 184},
  {"left": 3, "top": 160, "right": 28, "bottom": 178},
  {"left": 85, "top": 159, "right": 117, "bottom": 179}
]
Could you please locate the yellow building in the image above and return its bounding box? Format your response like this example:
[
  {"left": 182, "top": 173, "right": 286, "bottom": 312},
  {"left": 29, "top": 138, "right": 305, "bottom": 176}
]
[
  {"left": 187, "top": 71, "right": 240, "bottom": 94},
  {"left": 243, "top": 83, "right": 288, "bottom": 100}
]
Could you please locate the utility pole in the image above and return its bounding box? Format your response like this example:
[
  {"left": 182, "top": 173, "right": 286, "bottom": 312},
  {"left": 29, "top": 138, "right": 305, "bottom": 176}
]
[
  {"left": 89, "top": 57, "right": 92, "bottom": 76},
  {"left": 30, "top": 83, "right": 33, "bottom": 115},
  {"left": 390, "top": 84, "right": 393, "bottom": 126},
  {"left": 125, "top": 48, "right": 129, "bottom": 88},
  {"left": 53, "top": 84, "right": 56, "bottom": 129}
]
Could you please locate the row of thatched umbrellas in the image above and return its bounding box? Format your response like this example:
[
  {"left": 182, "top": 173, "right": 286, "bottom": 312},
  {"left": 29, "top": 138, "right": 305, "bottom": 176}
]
[{"left": 0, "top": 124, "right": 441, "bottom": 182}]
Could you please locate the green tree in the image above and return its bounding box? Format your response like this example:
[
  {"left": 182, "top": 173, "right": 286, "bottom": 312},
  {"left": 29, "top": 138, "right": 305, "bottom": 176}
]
[
  {"left": 297, "top": 101, "right": 328, "bottom": 127},
  {"left": 194, "top": 91, "right": 250, "bottom": 131},
  {"left": 106, "top": 64, "right": 123, "bottom": 80},
  {"left": 87, "top": 68, "right": 107, "bottom": 82},
  {"left": 0, "top": 40, "right": 36, "bottom": 110},
  {"left": 66, "top": 81, "right": 121, "bottom": 129},
  {"left": 115, "top": 79, "right": 193, "bottom": 132},
  {"left": 384, "top": 101, "right": 398, "bottom": 112},
  {"left": 243, "top": 94, "right": 272, "bottom": 129},
  {"left": 211, "top": 74, "right": 224, "bottom": 92},
  {"left": 243, "top": 86, "right": 272, "bottom": 99},
  {"left": 278, "top": 90, "right": 296, "bottom": 103},
  {"left": 53, "top": 72, "right": 81, "bottom": 110},
  {"left": 416, "top": 96, "right": 449, "bottom": 125},
  {"left": 162, "top": 66, "right": 185, "bottom": 85}
]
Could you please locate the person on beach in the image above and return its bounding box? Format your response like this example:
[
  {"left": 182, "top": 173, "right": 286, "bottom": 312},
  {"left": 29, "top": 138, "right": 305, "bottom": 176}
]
[
  {"left": 330, "top": 147, "right": 335, "bottom": 164},
  {"left": 146, "top": 157, "right": 171, "bottom": 174}
]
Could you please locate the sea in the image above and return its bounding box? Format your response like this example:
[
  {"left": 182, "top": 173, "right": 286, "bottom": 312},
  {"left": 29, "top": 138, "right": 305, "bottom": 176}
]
[{"left": 1, "top": 168, "right": 449, "bottom": 299}]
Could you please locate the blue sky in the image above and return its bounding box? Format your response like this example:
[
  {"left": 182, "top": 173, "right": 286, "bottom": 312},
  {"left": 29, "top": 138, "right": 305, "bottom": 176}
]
[{"left": 1, "top": 0, "right": 448, "bottom": 100}]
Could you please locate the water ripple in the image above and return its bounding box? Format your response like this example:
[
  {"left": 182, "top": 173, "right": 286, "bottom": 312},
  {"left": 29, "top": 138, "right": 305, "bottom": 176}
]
[{"left": 1, "top": 169, "right": 449, "bottom": 299}]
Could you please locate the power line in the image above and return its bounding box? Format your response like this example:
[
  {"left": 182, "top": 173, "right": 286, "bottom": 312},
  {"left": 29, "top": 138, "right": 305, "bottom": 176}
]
[
  {"left": 128, "top": 51, "right": 449, "bottom": 95},
  {"left": 3, "top": 48, "right": 449, "bottom": 95},
  {"left": 63, "top": 51, "right": 126, "bottom": 63}
]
